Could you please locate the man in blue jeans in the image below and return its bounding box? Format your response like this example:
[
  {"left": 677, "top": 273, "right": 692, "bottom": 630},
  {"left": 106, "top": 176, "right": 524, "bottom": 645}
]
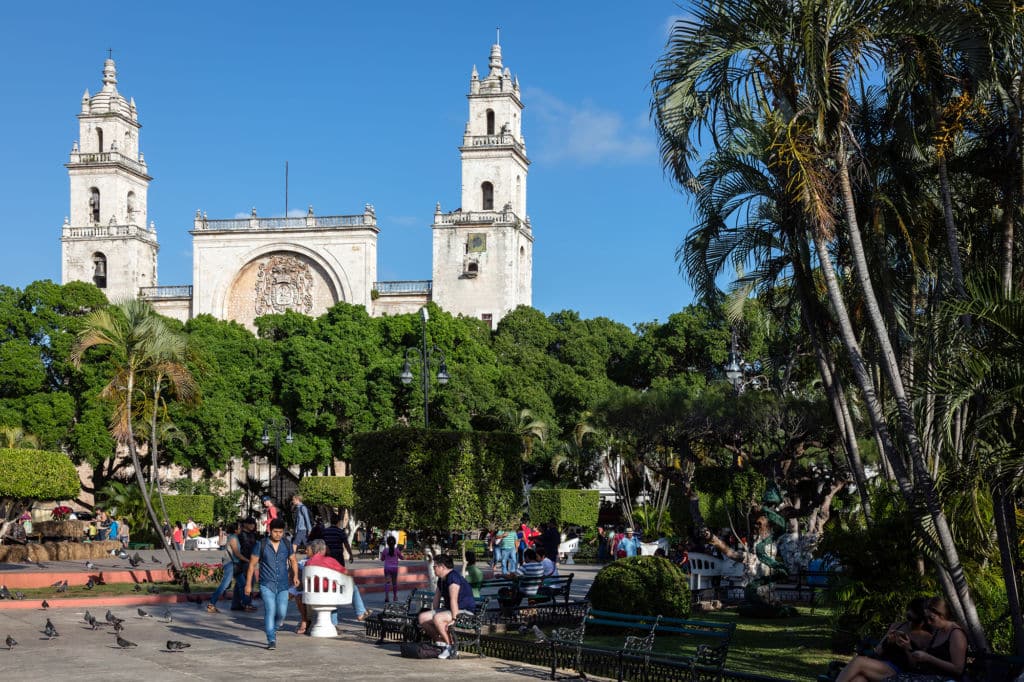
[
  {"left": 245, "top": 518, "right": 298, "bottom": 650},
  {"left": 290, "top": 495, "right": 312, "bottom": 553}
]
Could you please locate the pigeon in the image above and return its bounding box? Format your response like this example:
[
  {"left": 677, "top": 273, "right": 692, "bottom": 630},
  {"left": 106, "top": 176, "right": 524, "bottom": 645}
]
[
  {"left": 0, "top": 586, "right": 10, "bottom": 599},
  {"left": 115, "top": 634, "right": 137, "bottom": 649},
  {"left": 166, "top": 640, "right": 190, "bottom": 651},
  {"left": 56, "top": 581, "right": 68, "bottom": 593},
  {"left": 50, "top": 580, "right": 63, "bottom": 588},
  {"left": 84, "top": 609, "right": 93, "bottom": 623},
  {"left": 44, "top": 619, "right": 58, "bottom": 639},
  {"left": 85, "top": 577, "right": 95, "bottom": 590},
  {"left": 104, "top": 610, "right": 116, "bottom": 624},
  {"left": 132, "top": 552, "right": 143, "bottom": 565},
  {"left": 86, "top": 614, "right": 99, "bottom": 630},
  {"left": 128, "top": 556, "right": 141, "bottom": 568},
  {"left": 113, "top": 621, "right": 124, "bottom": 634},
  {"left": 137, "top": 608, "right": 152, "bottom": 618},
  {"left": 5, "top": 635, "right": 16, "bottom": 650},
  {"left": 117, "top": 550, "right": 128, "bottom": 560},
  {"left": 530, "top": 625, "right": 547, "bottom": 642},
  {"left": 41, "top": 600, "right": 49, "bottom": 610},
  {"left": 13, "top": 591, "right": 25, "bottom": 600},
  {"left": 161, "top": 609, "right": 173, "bottom": 623},
  {"left": 150, "top": 555, "right": 160, "bottom": 563},
  {"left": 132, "top": 584, "right": 141, "bottom": 593},
  {"left": 85, "top": 560, "right": 96, "bottom": 570},
  {"left": 147, "top": 585, "right": 160, "bottom": 594},
  {"left": 36, "top": 562, "right": 46, "bottom": 569}
]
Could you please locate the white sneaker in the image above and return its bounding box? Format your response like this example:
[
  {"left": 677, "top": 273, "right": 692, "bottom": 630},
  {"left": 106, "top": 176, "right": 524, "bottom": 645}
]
[
  {"left": 437, "top": 645, "right": 454, "bottom": 660},
  {"left": 434, "top": 641, "right": 447, "bottom": 648}
]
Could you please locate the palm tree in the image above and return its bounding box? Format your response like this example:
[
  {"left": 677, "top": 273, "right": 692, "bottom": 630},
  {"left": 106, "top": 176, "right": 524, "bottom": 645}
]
[
  {"left": 507, "top": 408, "right": 548, "bottom": 459},
  {"left": 70, "top": 300, "right": 194, "bottom": 580},
  {"left": 652, "top": 0, "right": 988, "bottom": 648}
]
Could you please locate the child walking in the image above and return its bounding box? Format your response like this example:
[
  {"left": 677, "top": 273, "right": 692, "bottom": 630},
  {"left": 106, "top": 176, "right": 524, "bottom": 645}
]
[{"left": 380, "top": 535, "right": 403, "bottom": 603}]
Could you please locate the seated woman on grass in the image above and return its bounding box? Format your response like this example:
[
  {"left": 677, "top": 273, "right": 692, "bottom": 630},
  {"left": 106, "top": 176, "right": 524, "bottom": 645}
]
[{"left": 835, "top": 596, "right": 958, "bottom": 682}]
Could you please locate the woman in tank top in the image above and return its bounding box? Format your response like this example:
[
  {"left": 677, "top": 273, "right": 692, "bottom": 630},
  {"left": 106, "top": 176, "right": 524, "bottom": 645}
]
[{"left": 887, "top": 596, "right": 967, "bottom": 682}]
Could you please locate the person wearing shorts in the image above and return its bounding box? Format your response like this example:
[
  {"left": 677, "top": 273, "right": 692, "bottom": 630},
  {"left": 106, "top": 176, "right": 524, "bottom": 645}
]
[{"left": 416, "top": 554, "right": 475, "bottom": 660}]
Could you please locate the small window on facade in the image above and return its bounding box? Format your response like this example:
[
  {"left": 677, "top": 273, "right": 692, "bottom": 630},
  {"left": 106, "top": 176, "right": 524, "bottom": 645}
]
[
  {"left": 92, "top": 253, "right": 107, "bottom": 289},
  {"left": 467, "top": 262, "right": 479, "bottom": 275},
  {"left": 486, "top": 109, "right": 495, "bottom": 135},
  {"left": 481, "top": 182, "right": 494, "bottom": 210},
  {"left": 126, "top": 191, "right": 136, "bottom": 218},
  {"left": 481, "top": 313, "right": 493, "bottom": 329},
  {"left": 89, "top": 188, "right": 100, "bottom": 222},
  {"left": 96, "top": 127, "right": 103, "bottom": 153}
]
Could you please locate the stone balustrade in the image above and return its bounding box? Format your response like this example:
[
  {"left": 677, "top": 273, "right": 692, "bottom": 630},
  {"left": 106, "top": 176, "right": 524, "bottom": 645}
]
[
  {"left": 139, "top": 285, "right": 193, "bottom": 299},
  {"left": 68, "top": 150, "right": 148, "bottom": 175},
  {"left": 62, "top": 222, "right": 157, "bottom": 240},
  {"left": 373, "top": 280, "right": 433, "bottom": 295}
]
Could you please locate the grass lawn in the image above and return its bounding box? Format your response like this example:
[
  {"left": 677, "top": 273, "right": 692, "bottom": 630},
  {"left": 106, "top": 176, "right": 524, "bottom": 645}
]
[{"left": 553, "top": 606, "right": 836, "bottom": 681}]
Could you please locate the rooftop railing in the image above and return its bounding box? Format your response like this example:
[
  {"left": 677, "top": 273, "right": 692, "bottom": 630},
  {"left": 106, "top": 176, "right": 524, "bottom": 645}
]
[
  {"left": 193, "top": 206, "right": 377, "bottom": 231},
  {"left": 432, "top": 206, "right": 530, "bottom": 228},
  {"left": 68, "top": 150, "right": 148, "bottom": 176},
  {"left": 462, "top": 133, "right": 526, "bottom": 155},
  {"left": 62, "top": 222, "right": 157, "bottom": 241},
  {"left": 373, "top": 280, "right": 433, "bottom": 295},
  {"left": 139, "top": 285, "right": 193, "bottom": 300}
]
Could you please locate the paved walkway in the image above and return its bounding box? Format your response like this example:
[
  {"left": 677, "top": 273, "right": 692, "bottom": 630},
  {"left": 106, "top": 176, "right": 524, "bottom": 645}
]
[{"left": 0, "top": 556, "right": 601, "bottom": 680}]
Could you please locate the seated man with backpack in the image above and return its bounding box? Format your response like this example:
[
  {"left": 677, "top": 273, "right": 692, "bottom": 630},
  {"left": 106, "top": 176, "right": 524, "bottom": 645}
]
[{"left": 416, "top": 553, "right": 475, "bottom": 660}]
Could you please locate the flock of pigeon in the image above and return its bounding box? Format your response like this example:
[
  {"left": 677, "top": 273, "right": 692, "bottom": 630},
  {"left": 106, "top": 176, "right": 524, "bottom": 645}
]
[{"left": 2, "top": 555, "right": 192, "bottom": 654}]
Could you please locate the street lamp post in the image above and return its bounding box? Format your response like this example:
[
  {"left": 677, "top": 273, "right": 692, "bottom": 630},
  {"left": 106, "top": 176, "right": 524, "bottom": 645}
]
[
  {"left": 262, "top": 417, "right": 293, "bottom": 504},
  {"left": 723, "top": 327, "right": 764, "bottom": 393},
  {"left": 399, "top": 307, "right": 449, "bottom": 428}
]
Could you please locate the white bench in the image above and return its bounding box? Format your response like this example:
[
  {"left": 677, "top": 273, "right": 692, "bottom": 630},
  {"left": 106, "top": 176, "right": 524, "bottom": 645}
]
[
  {"left": 558, "top": 537, "right": 580, "bottom": 564},
  {"left": 302, "top": 565, "right": 354, "bottom": 637},
  {"left": 687, "top": 552, "right": 746, "bottom": 592}
]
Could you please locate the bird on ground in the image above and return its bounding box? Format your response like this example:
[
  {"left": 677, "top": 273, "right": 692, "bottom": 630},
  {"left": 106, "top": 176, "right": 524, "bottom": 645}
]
[
  {"left": 132, "top": 552, "right": 144, "bottom": 564},
  {"left": 137, "top": 608, "right": 152, "bottom": 618},
  {"left": 128, "top": 556, "right": 141, "bottom": 568},
  {"left": 85, "top": 577, "right": 95, "bottom": 590},
  {"left": 147, "top": 585, "right": 159, "bottom": 594},
  {"left": 132, "top": 584, "right": 141, "bottom": 592},
  {"left": 35, "top": 562, "right": 46, "bottom": 569},
  {"left": 83, "top": 609, "right": 93, "bottom": 623},
  {"left": 85, "top": 561, "right": 96, "bottom": 570},
  {"left": 56, "top": 581, "right": 68, "bottom": 593},
  {"left": 112, "top": 621, "right": 124, "bottom": 634},
  {"left": 530, "top": 625, "right": 547, "bottom": 643},
  {"left": 44, "top": 619, "right": 58, "bottom": 639},
  {"left": 86, "top": 614, "right": 99, "bottom": 630},
  {"left": 5, "top": 635, "right": 16, "bottom": 650},
  {"left": 41, "top": 600, "right": 49, "bottom": 609},
  {"left": 115, "top": 634, "right": 137, "bottom": 649},
  {"left": 50, "top": 580, "right": 63, "bottom": 588},
  {"left": 166, "top": 640, "right": 190, "bottom": 651},
  {"left": 104, "top": 610, "right": 116, "bottom": 623},
  {"left": 161, "top": 609, "right": 172, "bottom": 623},
  {"left": 0, "top": 585, "right": 10, "bottom": 599},
  {"left": 13, "top": 591, "right": 25, "bottom": 600},
  {"left": 150, "top": 555, "right": 160, "bottom": 563},
  {"left": 117, "top": 550, "right": 128, "bottom": 560}
]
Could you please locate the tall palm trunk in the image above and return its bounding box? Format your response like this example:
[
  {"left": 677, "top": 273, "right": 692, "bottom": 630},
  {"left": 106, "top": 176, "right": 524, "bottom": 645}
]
[
  {"left": 992, "top": 484, "right": 1024, "bottom": 656},
  {"left": 148, "top": 379, "right": 182, "bottom": 573},
  {"left": 836, "top": 151, "right": 987, "bottom": 651},
  {"left": 125, "top": 372, "right": 185, "bottom": 584},
  {"left": 938, "top": 158, "right": 967, "bottom": 299}
]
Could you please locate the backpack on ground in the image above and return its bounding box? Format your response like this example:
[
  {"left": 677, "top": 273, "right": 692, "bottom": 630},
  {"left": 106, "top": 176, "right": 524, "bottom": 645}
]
[{"left": 400, "top": 641, "right": 445, "bottom": 659}]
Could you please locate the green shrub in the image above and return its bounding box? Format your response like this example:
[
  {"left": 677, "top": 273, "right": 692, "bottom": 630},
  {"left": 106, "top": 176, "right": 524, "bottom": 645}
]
[
  {"left": 169, "top": 478, "right": 243, "bottom": 527},
  {"left": 530, "top": 489, "right": 599, "bottom": 528},
  {"left": 162, "top": 494, "right": 215, "bottom": 526},
  {"left": 352, "top": 427, "right": 522, "bottom": 530},
  {"left": 586, "top": 556, "right": 691, "bottom": 619},
  {"left": 299, "top": 476, "right": 354, "bottom": 508},
  {"left": 0, "top": 448, "right": 80, "bottom": 516}
]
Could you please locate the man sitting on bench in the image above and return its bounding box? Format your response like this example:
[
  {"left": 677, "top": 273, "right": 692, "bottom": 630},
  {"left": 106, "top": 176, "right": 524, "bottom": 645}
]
[
  {"left": 502, "top": 548, "right": 545, "bottom": 599},
  {"left": 417, "top": 554, "right": 475, "bottom": 660}
]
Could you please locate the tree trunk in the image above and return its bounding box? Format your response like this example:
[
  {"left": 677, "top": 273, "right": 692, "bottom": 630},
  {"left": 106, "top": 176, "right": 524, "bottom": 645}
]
[
  {"left": 992, "top": 484, "right": 1024, "bottom": 656},
  {"left": 837, "top": 152, "right": 988, "bottom": 652},
  {"left": 938, "top": 158, "right": 968, "bottom": 299}
]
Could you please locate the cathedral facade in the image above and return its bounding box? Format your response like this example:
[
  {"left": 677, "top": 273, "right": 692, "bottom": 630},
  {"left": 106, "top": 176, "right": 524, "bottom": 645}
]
[{"left": 61, "top": 42, "right": 533, "bottom": 330}]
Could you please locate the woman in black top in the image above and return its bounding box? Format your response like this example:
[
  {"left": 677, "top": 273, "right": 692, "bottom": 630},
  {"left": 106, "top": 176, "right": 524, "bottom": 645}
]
[{"left": 835, "top": 597, "right": 932, "bottom": 681}]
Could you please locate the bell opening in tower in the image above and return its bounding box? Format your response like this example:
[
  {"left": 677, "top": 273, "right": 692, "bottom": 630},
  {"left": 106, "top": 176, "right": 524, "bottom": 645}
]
[{"left": 92, "top": 253, "right": 107, "bottom": 289}]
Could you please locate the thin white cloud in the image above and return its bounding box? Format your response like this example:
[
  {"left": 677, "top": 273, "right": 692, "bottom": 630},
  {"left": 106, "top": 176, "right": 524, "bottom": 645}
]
[{"left": 525, "top": 88, "right": 656, "bottom": 166}]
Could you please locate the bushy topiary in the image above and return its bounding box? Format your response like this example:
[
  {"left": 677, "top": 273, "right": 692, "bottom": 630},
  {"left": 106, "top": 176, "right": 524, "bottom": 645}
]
[
  {"left": 529, "top": 489, "right": 599, "bottom": 528},
  {"left": 586, "top": 556, "right": 691, "bottom": 619},
  {"left": 299, "top": 476, "right": 354, "bottom": 508},
  {"left": 162, "top": 494, "right": 215, "bottom": 526},
  {"left": 0, "top": 448, "right": 80, "bottom": 519}
]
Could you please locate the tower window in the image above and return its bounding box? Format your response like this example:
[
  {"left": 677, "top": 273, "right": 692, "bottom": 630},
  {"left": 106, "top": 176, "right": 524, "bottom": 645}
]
[
  {"left": 486, "top": 109, "right": 495, "bottom": 135},
  {"left": 89, "top": 188, "right": 100, "bottom": 222},
  {"left": 96, "top": 127, "right": 103, "bottom": 153},
  {"left": 92, "top": 253, "right": 107, "bottom": 289},
  {"left": 127, "top": 191, "right": 136, "bottom": 219},
  {"left": 481, "top": 182, "right": 494, "bottom": 211}
]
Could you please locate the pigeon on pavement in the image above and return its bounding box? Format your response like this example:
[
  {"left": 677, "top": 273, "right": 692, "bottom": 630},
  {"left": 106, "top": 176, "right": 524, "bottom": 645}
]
[
  {"left": 44, "top": 619, "right": 58, "bottom": 639},
  {"left": 84, "top": 609, "right": 93, "bottom": 623},
  {"left": 86, "top": 561, "right": 96, "bottom": 570},
  {"left": 137, "top": 608, "right": 152, "bottom": 618},
  {"left": 150, "top": 555, "right": 160, "bottom": 563},
  {"left": 85, "top": 577, "right": 95, "bottom": 590},
  {"left": 86, "top": 614, "right": 99, "bottom": 630},
  {"left": 161, "top": 609, "right": 173, "bottom": 623},
  {"left": 115, "top": 634, "right": 137, "bottom": 649},
  {"left": 50, "top": 580, "right": 63, "bottom": 588},
  {"left": 166, "top": 640, "right": 191, "bottom": 651},
  {"left": 56, "top": 581, "right": 68, "bottom": 593},
  {"left": 0, "top": 586, "right": 11, "bottom": 599},
  {"left": 5, "top": 635, "right": 16, "bottom": 650},
  {"left": 128, "top": 556, "right": 141, "bottom": 568},
  {"left": 41, "top": 600, "right": 49, "bottom": 609}
]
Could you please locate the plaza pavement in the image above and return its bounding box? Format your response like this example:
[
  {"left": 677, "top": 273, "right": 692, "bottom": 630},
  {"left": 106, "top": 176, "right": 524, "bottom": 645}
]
[{"left": 0, "top": 554, "right": 600, "bottom": 681}]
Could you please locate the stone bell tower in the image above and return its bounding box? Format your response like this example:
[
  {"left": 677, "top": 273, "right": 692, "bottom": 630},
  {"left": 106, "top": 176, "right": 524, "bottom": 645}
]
[
  {"left": 431, "top": 40, "right": 533, "bottom": 327},
  {"left": 62, "top": 57, "right": 158, "bottom": 302}
]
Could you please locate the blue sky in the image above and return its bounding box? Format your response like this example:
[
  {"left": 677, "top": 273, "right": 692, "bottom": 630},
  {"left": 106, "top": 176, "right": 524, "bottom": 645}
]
[{"left": 0, "top": 2, "right": 696, "bottom": 327}]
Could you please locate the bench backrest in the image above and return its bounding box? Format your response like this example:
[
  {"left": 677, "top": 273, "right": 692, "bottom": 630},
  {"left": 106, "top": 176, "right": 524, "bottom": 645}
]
[{"left": 587, "top": 609, "right": 734, "bottom": 641}]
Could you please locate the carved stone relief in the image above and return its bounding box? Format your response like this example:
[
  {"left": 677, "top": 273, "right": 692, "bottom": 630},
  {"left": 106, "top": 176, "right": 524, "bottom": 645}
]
[{"left": 254, "top": 254, "right": 314, "bottom": 315}]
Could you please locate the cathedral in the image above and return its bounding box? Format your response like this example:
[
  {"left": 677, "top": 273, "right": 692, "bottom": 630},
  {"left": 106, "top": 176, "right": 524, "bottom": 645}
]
[{"left": 61, "top": 41, "right": 534, "bottom": 330}]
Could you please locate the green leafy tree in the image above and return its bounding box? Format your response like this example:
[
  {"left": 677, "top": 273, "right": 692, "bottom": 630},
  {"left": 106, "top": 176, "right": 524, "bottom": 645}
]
[{"left": 0, "top": 448, "right": 80, "bottom": 521}]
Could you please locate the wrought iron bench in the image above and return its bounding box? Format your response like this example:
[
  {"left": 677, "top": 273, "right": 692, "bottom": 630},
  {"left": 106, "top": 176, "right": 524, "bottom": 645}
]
[
  {"left": 363, "top": 588, "right": 434, "bottom": 644},
  {"left": 446, "top": 596, "right": 493, "bottom": 656}
]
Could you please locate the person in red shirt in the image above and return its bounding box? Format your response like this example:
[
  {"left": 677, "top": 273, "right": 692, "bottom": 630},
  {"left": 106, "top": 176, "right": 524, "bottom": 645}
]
[
  {"left": 261, "top": 496, "right": 279, "bottom": 533},
  {"left": 294, "top": 538, "right": 371, "bottom": 634}
]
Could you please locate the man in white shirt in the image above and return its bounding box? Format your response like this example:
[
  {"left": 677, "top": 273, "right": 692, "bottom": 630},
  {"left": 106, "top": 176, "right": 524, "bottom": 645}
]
[{"left": 536, "top": 547, "right": 558, "bottom": 577}]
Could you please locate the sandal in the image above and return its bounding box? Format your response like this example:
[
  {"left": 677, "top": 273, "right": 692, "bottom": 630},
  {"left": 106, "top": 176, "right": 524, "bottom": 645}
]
[
  {"left": 295, "top": 623, "right": 307, "bottom": 635},
  {"left": 206, "top": 603, "right": 219, "bottom": 614},
  {"left": 357, "top": 609, "right": 373, "bottom": 622}
]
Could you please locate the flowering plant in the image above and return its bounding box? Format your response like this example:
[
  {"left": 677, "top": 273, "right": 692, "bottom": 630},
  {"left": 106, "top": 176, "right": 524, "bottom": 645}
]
[{"left": 51, "top": 505, "right": 73, "bottom": 520}]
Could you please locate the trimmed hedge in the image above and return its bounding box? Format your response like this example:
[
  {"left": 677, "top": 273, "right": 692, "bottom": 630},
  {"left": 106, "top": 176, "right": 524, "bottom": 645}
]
[
  {"left": 352, "top": 427, "right": 522, "bottom": 530},
  {"left": 529, "top": 489, "right": 599, "bottom": 528},
  {"left": 299, "top": 476, "right": 354, "bottom": 508},
  {"left": 586, "top": 555, "right": 691, "bottom": 619},
  {"left": 161, "top": 494, "right": 215, "bottom": 526},
  {"left": 0, "top": 448, "right": 80, "bottom": 505}
]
